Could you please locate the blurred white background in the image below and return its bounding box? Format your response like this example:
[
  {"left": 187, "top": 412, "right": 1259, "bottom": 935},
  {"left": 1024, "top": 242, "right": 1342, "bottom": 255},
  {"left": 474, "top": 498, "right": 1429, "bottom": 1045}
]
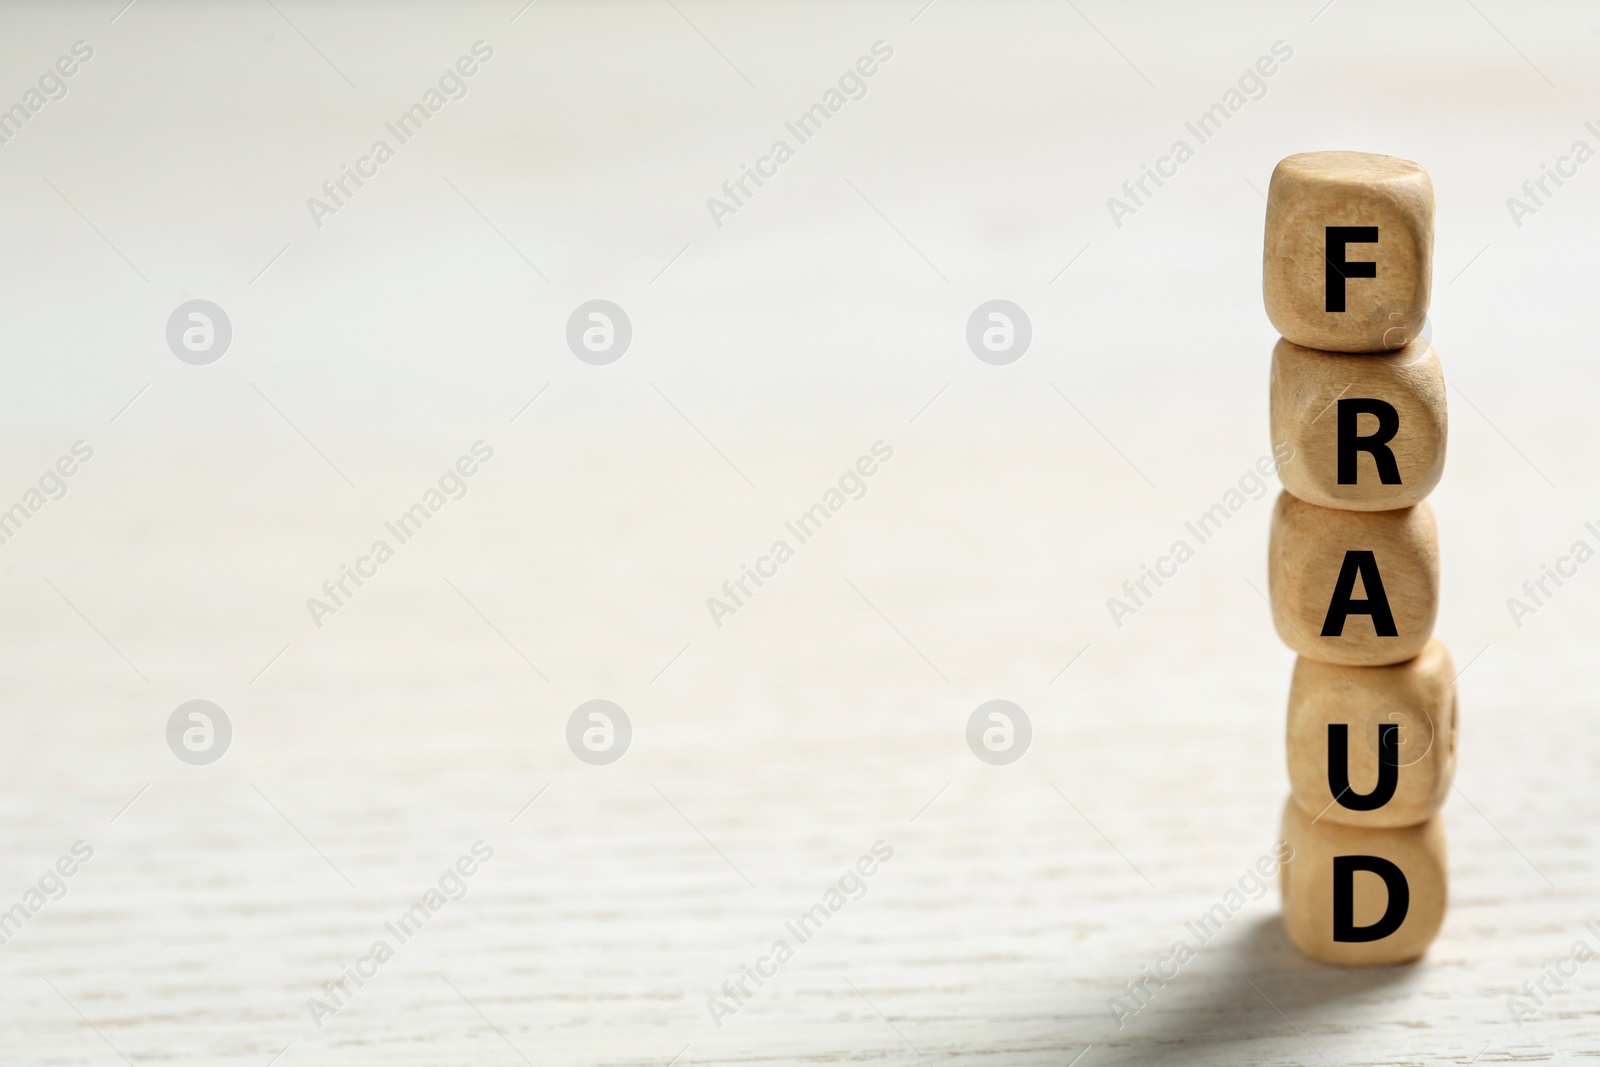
[{"left": 0, "top": 1, "right": 1595, "bottom": 1063}]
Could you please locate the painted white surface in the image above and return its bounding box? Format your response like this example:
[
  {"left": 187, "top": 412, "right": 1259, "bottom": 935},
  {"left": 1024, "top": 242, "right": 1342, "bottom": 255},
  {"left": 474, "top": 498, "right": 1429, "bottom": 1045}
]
[{"left": 0, "top": 1, "right": 1594, "bottom": 1063}]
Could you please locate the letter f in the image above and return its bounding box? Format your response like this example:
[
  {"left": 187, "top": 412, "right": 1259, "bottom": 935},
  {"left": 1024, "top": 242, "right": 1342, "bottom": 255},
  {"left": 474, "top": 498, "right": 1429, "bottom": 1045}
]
[{"left": 1325, "top": 226, "right": 1378, "bottom": 312}]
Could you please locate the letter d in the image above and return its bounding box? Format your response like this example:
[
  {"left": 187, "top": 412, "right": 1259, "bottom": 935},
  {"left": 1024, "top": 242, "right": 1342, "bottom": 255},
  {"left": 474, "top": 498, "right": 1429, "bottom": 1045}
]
[{"left": 1333, "top": 855, "right": 1409, "bottom": 942}]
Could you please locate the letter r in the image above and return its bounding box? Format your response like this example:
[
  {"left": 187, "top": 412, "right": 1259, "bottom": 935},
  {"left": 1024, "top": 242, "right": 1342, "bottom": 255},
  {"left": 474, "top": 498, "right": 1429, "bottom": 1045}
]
[{"left": 1337, "top": 398, "right": 1401, "bottom": 484}]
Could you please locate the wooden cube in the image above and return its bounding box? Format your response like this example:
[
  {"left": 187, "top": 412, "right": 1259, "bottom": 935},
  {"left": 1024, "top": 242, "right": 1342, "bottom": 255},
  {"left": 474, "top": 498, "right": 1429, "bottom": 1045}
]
[
  {"left": 1287, "top": 639, "right": 1456, "bottom": 828},
  {"left": 1263, "top": 152, "right": 1433, "bottom": 353},
  {"left": 1267, "top": 491, "right": 1439, "bottom": 666},
  {"left": 1270, "top": 336, "right": 1447, "bottom": 511},
  {"left": 1279, "top": 797, "right": 1447, "bottom": 965}
]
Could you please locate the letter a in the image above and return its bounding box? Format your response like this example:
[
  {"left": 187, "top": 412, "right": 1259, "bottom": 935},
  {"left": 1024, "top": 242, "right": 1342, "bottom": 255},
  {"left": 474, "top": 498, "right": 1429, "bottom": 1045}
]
[
  {"left": 307, "top": 197, "right": 339, "bottom": 229},
  {"left": 1320, "top": 550, "right": 1398, "bottom": 637}
]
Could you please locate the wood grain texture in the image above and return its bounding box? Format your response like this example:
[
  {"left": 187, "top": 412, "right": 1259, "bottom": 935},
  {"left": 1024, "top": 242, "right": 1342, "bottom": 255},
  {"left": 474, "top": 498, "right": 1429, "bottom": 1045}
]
[
  {"left": 1271, "top": 337, "right": 1448, "bottom": 511},
  {"left": 1287, "top": 639, "right": 1457, "bottom": 828},
  {"left": 0, "top": 432, "right": 1584, "bottom": 1065},
  {"left": 1268, "top": 492, "right": 1440, "bottom": 666},
  {"left": 1263, "top": 152, "right": 1434, "bottom": 353},
  {"left": 2, "top": 4, "right": 1597, "bottom": 1064}
]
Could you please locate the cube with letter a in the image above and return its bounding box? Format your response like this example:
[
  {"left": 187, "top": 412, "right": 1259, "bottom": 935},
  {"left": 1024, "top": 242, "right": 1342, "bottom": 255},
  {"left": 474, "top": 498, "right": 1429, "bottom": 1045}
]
[{"left": 1268, "top": 491, "right": 1439, "bottom": 667}]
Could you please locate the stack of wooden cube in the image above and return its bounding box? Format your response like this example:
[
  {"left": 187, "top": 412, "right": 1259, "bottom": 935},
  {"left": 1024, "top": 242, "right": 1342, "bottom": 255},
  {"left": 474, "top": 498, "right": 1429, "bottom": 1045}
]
[{"left": 1262, "top": 151, "right": 1454, "bottom": 965}]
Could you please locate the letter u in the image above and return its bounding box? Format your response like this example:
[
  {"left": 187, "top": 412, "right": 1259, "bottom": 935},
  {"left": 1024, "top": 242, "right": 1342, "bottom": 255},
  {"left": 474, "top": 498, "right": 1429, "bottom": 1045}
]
[{"left": 1328, "top": 722, "right": 1399, "bottom": 811}]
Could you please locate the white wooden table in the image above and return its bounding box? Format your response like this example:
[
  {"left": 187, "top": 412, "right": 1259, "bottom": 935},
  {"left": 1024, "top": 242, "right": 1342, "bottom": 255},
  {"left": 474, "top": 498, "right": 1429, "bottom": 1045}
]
[{"left": 1, "top": 2, "right": 1595, "bottom": 1062}]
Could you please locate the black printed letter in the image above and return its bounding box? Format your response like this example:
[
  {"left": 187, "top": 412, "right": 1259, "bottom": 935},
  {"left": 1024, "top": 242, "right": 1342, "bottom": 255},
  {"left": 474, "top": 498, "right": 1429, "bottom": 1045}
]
[
  {"left": 1328, "top": 722, "right": 1399, "bottom": 811},
  {"left": 1321, "top": 550, "right": 1398, "bottom": 637},
  {"left": 1325, "top": 226, "right": 1378, "bottom": 312},
  {"left": 1337, "top": 398, "right": 1401, "bottom": 485},
  {"left": 1333, "top": 855, "right": 1409, "bottom": 942}
]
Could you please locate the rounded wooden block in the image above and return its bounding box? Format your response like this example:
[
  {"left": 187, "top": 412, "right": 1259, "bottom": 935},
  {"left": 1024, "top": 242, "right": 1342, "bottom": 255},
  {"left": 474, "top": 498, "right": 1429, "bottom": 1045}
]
[
  {"left": 1263, "top": 151, "right": 1433, "bottom": 353},
  {"left": 1279, "top": 797, "right": 1447, "bottom": 966},
  {"left": 1287, "top": 639, "right": 1457, "bottom": 828},
  {"left": 1270, "top": 336, "right": 1447, "bottom": 511},
  {"left": 1267, "top": 491, "right": 1439, "bottom": 666}
]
